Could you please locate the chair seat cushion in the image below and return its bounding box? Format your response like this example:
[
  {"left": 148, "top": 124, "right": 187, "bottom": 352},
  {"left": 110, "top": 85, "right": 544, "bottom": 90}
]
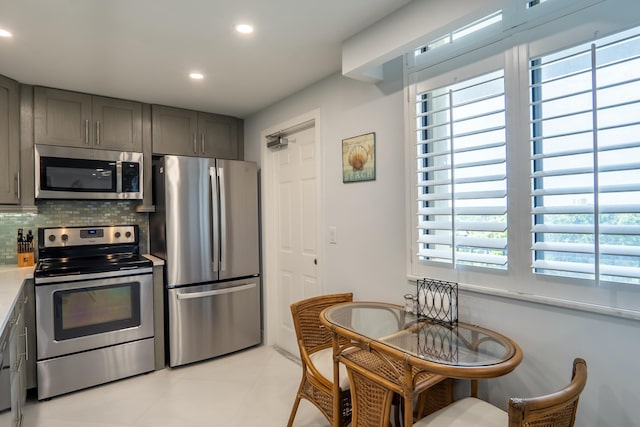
[
  {"left": 309, "top": 348, "right": 350, "bottom": 390},
  {"left": 415, "top": 397, "right": 507, "bottom": 427}
]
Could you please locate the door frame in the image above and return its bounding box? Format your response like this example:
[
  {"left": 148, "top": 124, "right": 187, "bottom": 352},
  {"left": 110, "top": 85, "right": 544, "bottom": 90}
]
[{"left": 260, "top": 108, "right": 323, "bottom": 347}]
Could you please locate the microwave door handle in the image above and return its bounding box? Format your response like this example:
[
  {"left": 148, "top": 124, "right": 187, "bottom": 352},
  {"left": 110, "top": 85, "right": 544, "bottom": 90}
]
[{"left": 210, "top": 166, "right": 219, "bottom": 274}]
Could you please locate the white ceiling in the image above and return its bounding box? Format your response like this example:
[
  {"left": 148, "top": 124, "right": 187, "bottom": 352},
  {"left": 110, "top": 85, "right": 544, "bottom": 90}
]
[{"left": 0, "top": 0, "right": 412, "bottom": 118}]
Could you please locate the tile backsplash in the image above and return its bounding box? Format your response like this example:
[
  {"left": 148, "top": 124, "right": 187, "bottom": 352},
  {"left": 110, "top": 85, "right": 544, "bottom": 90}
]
[{"left": 0, "top": 200, "right": 149, "bottom": 265}]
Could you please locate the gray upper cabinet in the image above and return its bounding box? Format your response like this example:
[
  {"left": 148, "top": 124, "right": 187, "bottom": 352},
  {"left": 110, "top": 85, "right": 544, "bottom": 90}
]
[
  {"left": 152, "top": 105, "right": 240, "bottom": 159},
  {"left": 34, "top": 87, "right": 142, "bottom": 152},
  {"left": 0, "top": 75, "right": 20, "bottom": 204},
  {"left": 92, "top": 96, "right": 143, "bottom": 151},
  {"left": 199, "top": 112, "right": 239, "bottom": 160},
  {"left": 151, "top": 105, "right": 198, "bottom": 156}
]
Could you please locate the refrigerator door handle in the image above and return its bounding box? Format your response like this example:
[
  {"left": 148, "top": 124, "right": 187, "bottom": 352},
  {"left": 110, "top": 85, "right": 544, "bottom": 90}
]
[
  {"left": 209, "top": 166, "right": 219, "bottom": 274},
  {"left": 175, "top": 282, "right": 257, "bottom": 300},
  {"left": 218, "top": 166, "right": 227, "bottom": 273}
]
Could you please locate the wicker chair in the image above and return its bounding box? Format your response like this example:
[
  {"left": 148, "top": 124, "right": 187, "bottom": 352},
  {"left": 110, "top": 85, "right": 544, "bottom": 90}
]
[
  {"left": 415, "top": 358, "right": 588, "bottom": 427},
  {"left": 340, "top": 347, "right": 454, "bottom": 427},
  {"left": 287, "top": 293, "right": 353, "bottom": 427}
]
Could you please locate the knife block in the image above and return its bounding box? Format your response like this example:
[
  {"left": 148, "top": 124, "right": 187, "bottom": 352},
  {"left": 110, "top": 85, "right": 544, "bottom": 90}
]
[{"left": 17, "top": 243, "right": 35, "bottom": 267}]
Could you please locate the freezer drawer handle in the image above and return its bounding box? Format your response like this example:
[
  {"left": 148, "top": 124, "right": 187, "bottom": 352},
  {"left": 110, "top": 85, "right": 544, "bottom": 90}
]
[{"left": 176, "top": 282, "right": 256, "bottom": 300}]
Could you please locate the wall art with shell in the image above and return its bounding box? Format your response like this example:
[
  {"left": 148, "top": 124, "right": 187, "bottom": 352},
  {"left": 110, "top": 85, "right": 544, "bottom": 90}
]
[{"left": 342, "top": 132, "right": 376, "bottom": 183}]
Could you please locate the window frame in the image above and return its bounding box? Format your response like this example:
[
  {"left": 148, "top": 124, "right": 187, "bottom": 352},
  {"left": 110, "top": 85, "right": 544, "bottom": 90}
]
[
  {"left": 412, "top": 57, "right": 506, "bottom": 269},
  {"left": 404, "top": 0, "right": 640, "bottom": 316}
]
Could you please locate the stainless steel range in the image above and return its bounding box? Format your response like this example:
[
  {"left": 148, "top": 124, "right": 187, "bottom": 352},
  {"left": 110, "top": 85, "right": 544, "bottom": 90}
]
[{"left": 34, "top": 225, "right": 154, "bottom": 400}]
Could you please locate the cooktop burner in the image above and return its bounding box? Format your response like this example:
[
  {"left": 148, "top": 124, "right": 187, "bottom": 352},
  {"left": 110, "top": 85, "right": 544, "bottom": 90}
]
[
  {"left": 34, "top": 225, "right": 152, "bottom": 280},
  {"left": 35, "top": 253, "right": 152, "bottom": 278}
]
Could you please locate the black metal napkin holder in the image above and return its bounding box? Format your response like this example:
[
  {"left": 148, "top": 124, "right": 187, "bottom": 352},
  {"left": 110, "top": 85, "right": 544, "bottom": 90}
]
[{"left": 416, "top": 278, "right": 458, "bottom": 325}]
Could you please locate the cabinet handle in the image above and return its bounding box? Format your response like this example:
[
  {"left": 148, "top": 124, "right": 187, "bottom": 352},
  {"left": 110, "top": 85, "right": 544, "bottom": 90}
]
[
  {"left": 96, "top": 121, "right": 101, "bottom": 145},
  {"left": 201, "top": 134, "right": 205, "bottom": 154},
  {"left": 15, "top": 328, "right": 27, "bottom": 361},
  {"left": 11, "top": 355, "right": 23, "bottom": 373},
  {"left": 193, "top": 133, "right": 197, "bottom": 154},
  {"left": 15, "top": 172, "right": 20, "bottom": 200},
  {"left": 85, "top": 120, "right": 90, "bottom": 144},
  {"left": 23, "top": 326, "right": 28, "bottom": 362}
]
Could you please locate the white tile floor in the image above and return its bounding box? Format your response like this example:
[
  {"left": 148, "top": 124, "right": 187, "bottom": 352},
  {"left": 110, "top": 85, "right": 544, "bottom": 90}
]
[{"left": 0, "top": 345, "right": 331, "bottom": 427}]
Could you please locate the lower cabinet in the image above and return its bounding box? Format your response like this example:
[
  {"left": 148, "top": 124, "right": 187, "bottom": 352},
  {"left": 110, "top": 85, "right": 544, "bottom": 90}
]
[{"left": 0, "top": 285, "right": 27, "bottom": 426}]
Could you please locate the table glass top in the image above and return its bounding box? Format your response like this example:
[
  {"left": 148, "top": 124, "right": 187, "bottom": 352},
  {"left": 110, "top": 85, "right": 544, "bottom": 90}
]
[{"left": 323, "top": 302, "right": 516, "bottom": 367}]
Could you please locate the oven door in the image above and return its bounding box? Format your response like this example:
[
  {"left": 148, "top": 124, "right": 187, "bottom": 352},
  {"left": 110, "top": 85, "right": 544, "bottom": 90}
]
[{"left": 35, "top": 272, "right": 153, "bottom": 360}]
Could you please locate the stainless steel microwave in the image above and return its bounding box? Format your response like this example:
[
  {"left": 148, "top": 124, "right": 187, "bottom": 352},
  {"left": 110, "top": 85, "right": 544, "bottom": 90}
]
[{"left": 35, "top": 145, "right": 143, "bottom": 200}]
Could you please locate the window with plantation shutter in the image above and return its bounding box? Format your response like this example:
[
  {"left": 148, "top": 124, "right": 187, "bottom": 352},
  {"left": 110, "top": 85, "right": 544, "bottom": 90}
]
[
  {"left": 415, "top": 70, "right": 507, "bottom": 269},
  {"left": 530, "top": 27, "right": 640, "bottom": 285}
]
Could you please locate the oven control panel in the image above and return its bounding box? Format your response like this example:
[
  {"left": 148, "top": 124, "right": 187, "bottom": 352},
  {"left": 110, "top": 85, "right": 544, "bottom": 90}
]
[{"left": 41, "top": 225, "right": 137, "bottom": 247}]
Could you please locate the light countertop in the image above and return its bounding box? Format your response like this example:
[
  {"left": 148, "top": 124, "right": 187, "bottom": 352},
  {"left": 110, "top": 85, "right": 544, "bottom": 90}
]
[
  {"left": 0, "top": 265, "right": 33, "bottom": 335},
  {"left": 143, "top": 254, "right": 165, "bottom": 266}
]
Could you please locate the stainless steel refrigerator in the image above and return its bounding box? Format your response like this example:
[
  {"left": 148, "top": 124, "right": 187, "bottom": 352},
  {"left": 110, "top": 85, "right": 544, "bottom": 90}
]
[{"left": 150, "top": 155, "right": 261, "bottom": 367}]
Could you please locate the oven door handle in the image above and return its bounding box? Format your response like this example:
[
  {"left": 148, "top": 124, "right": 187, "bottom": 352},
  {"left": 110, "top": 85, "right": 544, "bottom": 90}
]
[{"left": 175, "top": 282, "right": 256, "bottom": 300}]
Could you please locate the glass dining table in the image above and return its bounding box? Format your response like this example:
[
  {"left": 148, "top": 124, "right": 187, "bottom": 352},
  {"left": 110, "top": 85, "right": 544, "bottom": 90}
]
[{"left": 320, "top": 302, "right": 523, "bottom": 427}]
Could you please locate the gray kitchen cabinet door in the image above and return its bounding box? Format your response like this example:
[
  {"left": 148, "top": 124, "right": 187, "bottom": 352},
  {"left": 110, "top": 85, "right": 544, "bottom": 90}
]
[
  {"left": 92, "top": 96, "right": 142, "bottom": 152},
  {"left": 9, "top": 286, "right": 27, "bottom": 427},
  {"left": 151, "top": 105, "right": 198, "bottom": 156},
  {"left": 34, "top": 87, "right": 92, "bottom": 148},
  {"left": 0, "top": 75, "right": 20, "bottom": 204},
  {"left": 199, "top": 113, "right": 239, "bottom": 160}
]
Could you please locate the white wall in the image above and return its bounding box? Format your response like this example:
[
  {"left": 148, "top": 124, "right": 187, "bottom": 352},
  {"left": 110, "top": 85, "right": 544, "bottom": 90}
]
[
  {"left": 244, "top": 56, "right": 640, "bottom": 425},
  {"left": 244, "top": 58, "right": 409, "bottom": 304}
]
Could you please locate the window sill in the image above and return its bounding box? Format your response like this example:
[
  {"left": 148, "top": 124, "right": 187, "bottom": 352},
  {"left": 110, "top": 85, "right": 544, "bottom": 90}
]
[{"left": 407, "top": 276, "right": 640, "bottom": 321}]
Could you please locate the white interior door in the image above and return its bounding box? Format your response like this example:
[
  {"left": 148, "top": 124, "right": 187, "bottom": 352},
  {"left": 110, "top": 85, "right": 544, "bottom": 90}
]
[{"left": 271, "top": 124, "right": 320, "bottom": 356}]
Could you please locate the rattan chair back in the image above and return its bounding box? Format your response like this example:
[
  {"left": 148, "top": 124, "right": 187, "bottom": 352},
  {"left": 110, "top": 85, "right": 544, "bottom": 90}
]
[
  {"left": 287, "top": 293, "right": 353, "bottom": 427},
  {"left": 341, "top": 346, "right": 453, "bottom": 427},
  {"left": 508, "top": 358, "right": 587, "bottom": 427}
]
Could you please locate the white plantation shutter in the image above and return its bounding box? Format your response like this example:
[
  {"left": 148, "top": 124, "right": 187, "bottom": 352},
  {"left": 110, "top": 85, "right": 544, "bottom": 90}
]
[
  {"left": 415, "top": 70, "right": 507, "bottom": 269},
  {"left": 530, "top": 28, "right": 640, "bottom": 284}
]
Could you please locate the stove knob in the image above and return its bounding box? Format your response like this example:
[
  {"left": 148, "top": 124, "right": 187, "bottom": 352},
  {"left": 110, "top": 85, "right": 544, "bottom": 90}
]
[
  {"left": 48, "top": 234, "right": 56, "bottom": 242},
  {"left": 115, "top": 231, "right": 121, "bottom": 238},
  {"left": 61, "top": 234, "right": 69, "bottom": 242},
  {"left": 125, "top": 231, "right": 132, "bottom": 238}
]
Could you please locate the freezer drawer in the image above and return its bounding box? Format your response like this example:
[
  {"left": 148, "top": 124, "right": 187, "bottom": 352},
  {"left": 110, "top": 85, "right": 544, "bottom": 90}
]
[{"left": 167, "top": 278, "right": 261, "bottom": 367}]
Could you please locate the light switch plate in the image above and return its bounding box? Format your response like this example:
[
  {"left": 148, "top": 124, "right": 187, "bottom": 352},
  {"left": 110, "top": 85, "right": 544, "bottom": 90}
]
[{"left": 328, "top": 227, "right": 337, "bottom": 244}]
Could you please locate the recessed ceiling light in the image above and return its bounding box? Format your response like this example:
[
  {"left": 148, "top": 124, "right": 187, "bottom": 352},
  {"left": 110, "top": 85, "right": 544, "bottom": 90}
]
[
  {"left": 235, "top": 24, "right": 254, "bottom": 34},
  {"left": 189, "top": 73, "right": 204, "bottom": 80},
  {"left": 0, "top": 28, "right": 12, "bottom": 38}
]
